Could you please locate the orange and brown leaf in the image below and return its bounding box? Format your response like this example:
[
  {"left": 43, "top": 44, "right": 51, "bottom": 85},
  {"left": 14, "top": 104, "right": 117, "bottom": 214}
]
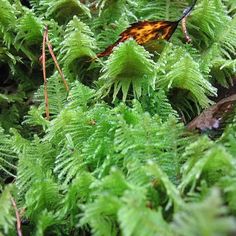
[
  {"left": 96, "top": 0, "right": 198, "bottom": 58},
  {"left": 97, "top": 20, "right": 178, "bottom": 57}
]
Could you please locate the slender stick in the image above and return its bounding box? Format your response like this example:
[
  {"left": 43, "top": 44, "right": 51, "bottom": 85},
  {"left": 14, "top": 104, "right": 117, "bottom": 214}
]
[
  {"left": 181, "top": 16, "right": 191, "bottom": 43},
  {"left": 10, "top": 195, "right": 23, "bottom": 236},
  {"left": 45, "top": 33, "right": 69, "bottom": 92},
  {"left": 42, "top": 27, "right": 50, "bottom": 120}
]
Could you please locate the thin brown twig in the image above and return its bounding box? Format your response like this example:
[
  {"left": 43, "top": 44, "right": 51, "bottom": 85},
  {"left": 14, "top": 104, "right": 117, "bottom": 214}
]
[
  {"left": 181, "top": 16, "right": 192, "bottom": 43},
  {"left": 46, "top": 32, "right": 69, "bottom": 92},
  {"left": 42, "top": 26, "right": 50, "bottom": 120},
  {"left": 10, "top": 195, "right": 23, "bottom": 236}
]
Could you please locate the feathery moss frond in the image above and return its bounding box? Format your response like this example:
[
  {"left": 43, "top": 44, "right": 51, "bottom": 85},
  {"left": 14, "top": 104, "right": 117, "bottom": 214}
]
[
  {"left": 94, "top": 0, "right": 136, "bottom": 28},
  {"left": 219, "top": 174, "right": 236, "bottom": 214},
  {"left": 171, "top": 189, "right": 236, "bottom": 236},
  {"left": 118, "top": 190, "right": 173, "bottom": 236},
  {"left": 60, "top": 16, "right": 97, "bottom": 81},
  {"left": 1, "top": 0, "right": 236, "bottom": 235},
  {"left": 38, "top": 0, "right": 91, "bottom": 24},
  {"left": 66, "top": 81, "right": 95, "bottom": 110},
  {"left": 80, "top": 195, "right": 121, "bottom": 236},
  {"left": 0, "top": 0, "right": 16, "bottom": 46},
  {"left": 140, "top": 89, "right": 178, "bottom": 120},
  {"left": 158, "top": 48, "right": 217, "bottom": 108},
  {"left": 190, "top": 0, "right": 229, "bottom": 47},
  {"left": 15, "top": 10, "right": 43, "bottom": 47},
  {"left": 95, "top": 18, "right": 129, "bottom": 51},
  {"left": 35, "top": 210, "right": 60, "bottom": 236},
  {"left": 33, "top": 72, "right": 68, "bottom": 119},
  {"left": 0, "top": 185, "right": 15, "bottom": 235},
  {"left": 16, "top": 137, "right": 56, "bottom": 196},
  {"left": 217, "top": 15, "right": 236, "bottom": 60},
  {"left": 146, "top": 162, "right": 184, "bottom": 211},
  {"left": 24, "top": 174, "right": 60, "bottom": 220},
  {"left": 54, "top": 135, "right": 86, "bottom": 186},
  {"left": 134, "top": 0, "right": 186, "bottom": 21},
  {"left": 179, "top": 137, "right": 234, "bottom": 193},
  {"left": 0, "top": 127, "right": 17, "bottom": 181},
  {"left": 97, "top": 39, "right": 155, "bottom": 102},
  {"left": 59, "top": 172, "right": 94, "bottom": 219},
  {"left": 114, "top": 109, "right": 184, "bottom": 181}
]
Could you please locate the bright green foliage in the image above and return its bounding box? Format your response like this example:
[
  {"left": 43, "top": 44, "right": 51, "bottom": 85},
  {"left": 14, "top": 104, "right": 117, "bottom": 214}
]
[
  {"left": 15, "top": 10, "right": 43, "bottom": 47},
  {"left": 0, "top": 127, "right": 17, "bottom": 181},
  {"left": 190, "top": 0, "right": 228, "bottom": 47},
  {"left": 60, "top": 16, "right": 97, "bottom": 80},
  {"left": 179, "top": 137, "right": 235, "bottom": 192},
  {"left": 158, "top": 47, "right": 217, "bottom": 108},
  {"left": 172, "top": 189, "right": 236, "bottom": 236},
  {"left": 140, "top": 89, "right": 178, "bottom": 119},
  {"left": 98, "top": 39, "right": 156, "bottom": 101},
  {"left": 189, "top": 0, "right": 236, "bottom": 86},
  {"left": 35, "top": 0, "right": 91, "bottom": 24},
  {"left": 0, "top": 186, "right": 15, "bottom": 235},
  {"left": 0, "top": 0, "right": 17, "bottom": 46},
  {"left": 35, "top": 210, "right": 60, "bottom": 236},
  {"left": 219, "top": 174, "right": 236, "bottom": 213},
  {"left": 134, "top": 0, "right": 187, "bottom": 21},
  {"left": 33, "top": 72, "right": 68, "bottom": 118},
  {"left": 156, "top": 44, "right": 217, "bottom": 113},
  {"left": 118, "top": 190, "right": 173, "bottom": 236},
  {"left": 1, "top": 0, "right": 236, "bottom": 235},
  {"left": 93, "top": 0, "right": 136, "bottom": 29},
  {"left": 146, "top": 162, "right": 184, "bottom": 210}
]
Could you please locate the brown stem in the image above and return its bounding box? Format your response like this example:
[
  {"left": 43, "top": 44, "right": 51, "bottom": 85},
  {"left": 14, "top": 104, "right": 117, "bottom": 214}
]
[
  {"left": 10, "top": 195, "right": 23, "bottom": 236},
  {"left": 45, "top": 33, "right": 69, "bottom": 92},
  {"left": 42, "top": 26, "right": 50, "bottom": 120},
  {"left": 181, "top": 16, "right": 191, "bottom": 43}
]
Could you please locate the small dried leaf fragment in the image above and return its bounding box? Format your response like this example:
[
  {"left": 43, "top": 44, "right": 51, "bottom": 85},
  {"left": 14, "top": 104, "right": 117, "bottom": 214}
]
[{"left": 187, "top": 94, "right": 236, "bottom": 131}]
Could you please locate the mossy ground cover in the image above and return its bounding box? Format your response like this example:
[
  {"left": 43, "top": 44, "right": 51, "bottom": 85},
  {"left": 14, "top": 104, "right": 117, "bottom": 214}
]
[{"left": 1, "top": 0, "right": 236, "bottom": 235}]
